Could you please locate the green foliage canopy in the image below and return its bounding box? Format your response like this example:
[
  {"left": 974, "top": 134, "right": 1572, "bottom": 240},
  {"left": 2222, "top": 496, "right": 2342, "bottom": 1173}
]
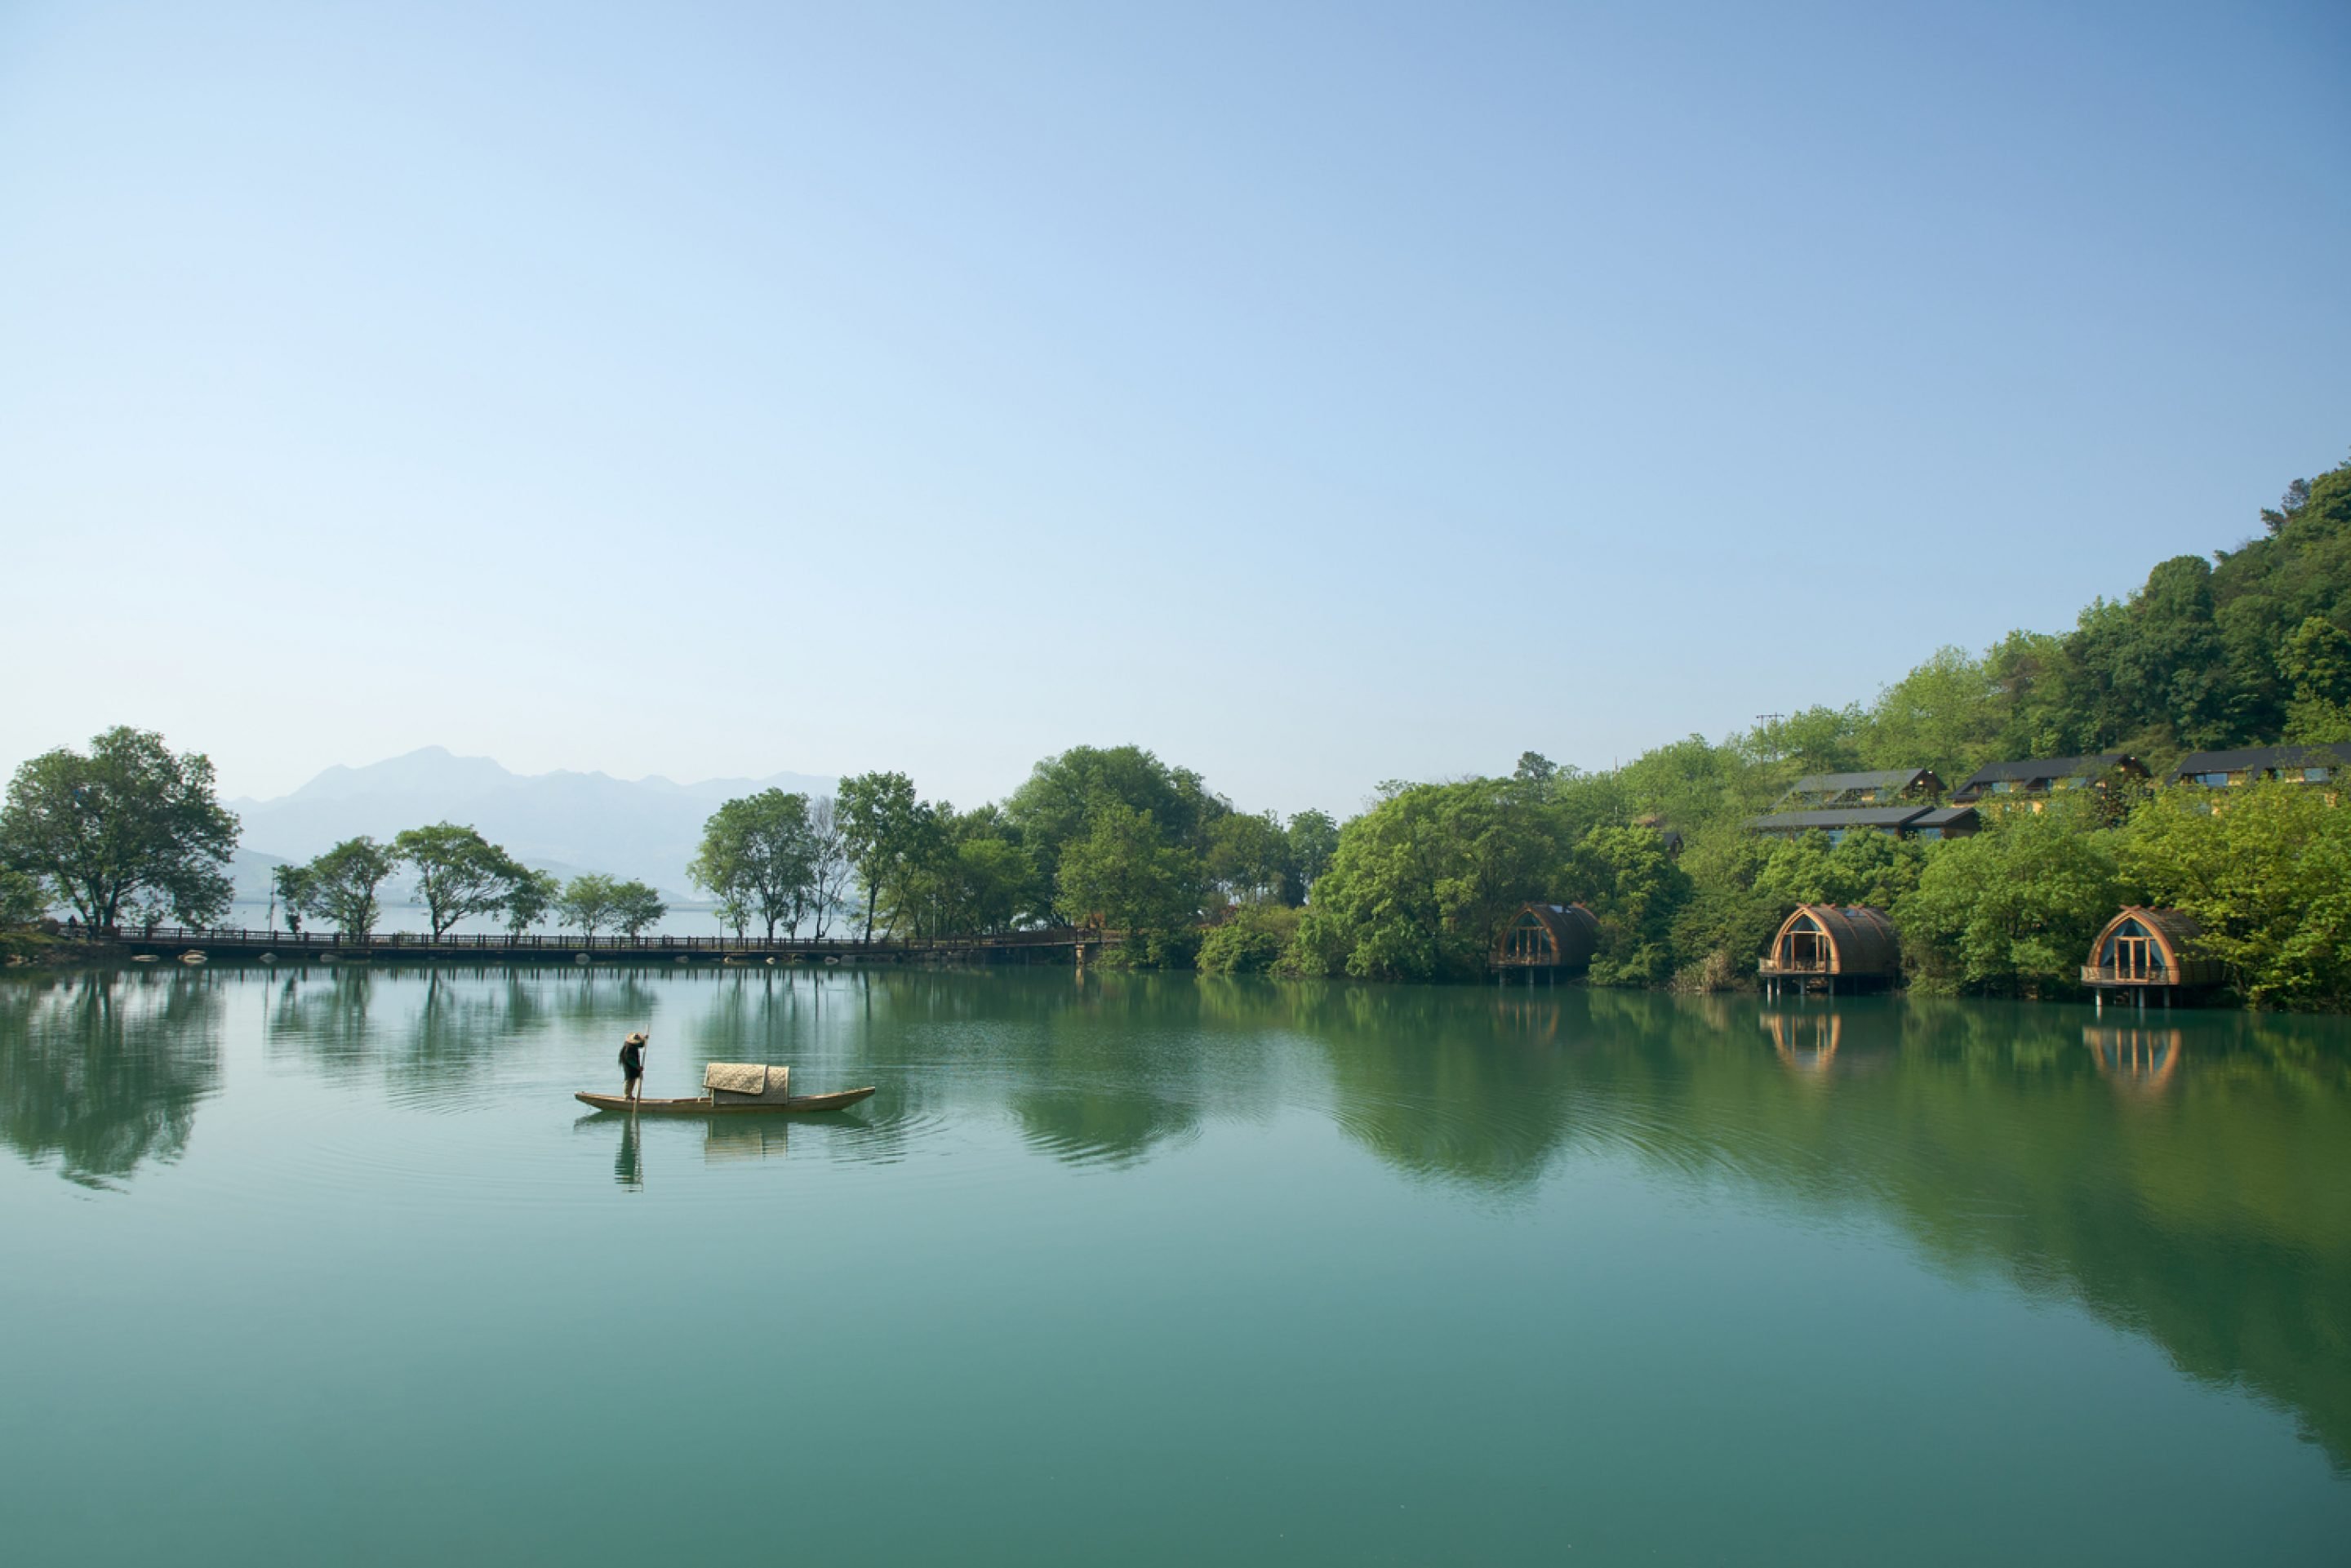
[
  {"left": 688, "top": 789, "right": 816, "bottom": 939},
  {"left": 289, "top": 837, "right": 398, "bottom": 937},
  {"left": 392, "top": 822, "right": 531, "bottom": 939},
  {"left": 0, "top": 727, "right": 238, "bottom": 931}
]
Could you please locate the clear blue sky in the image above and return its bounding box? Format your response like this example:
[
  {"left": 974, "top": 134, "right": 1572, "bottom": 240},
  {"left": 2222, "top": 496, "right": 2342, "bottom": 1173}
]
[{"left": 4, "top": 1, "right": 2346, "bottom": 815}]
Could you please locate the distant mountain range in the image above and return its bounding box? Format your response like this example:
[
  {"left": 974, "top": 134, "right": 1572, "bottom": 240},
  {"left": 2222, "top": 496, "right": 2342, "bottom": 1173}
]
[{"left": 227, "top": 747, "right": 836, "bottom": 896}]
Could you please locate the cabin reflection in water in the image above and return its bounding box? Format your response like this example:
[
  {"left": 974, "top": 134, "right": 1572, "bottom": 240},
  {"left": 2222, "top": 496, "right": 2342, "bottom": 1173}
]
[
  {"left": 1762, "top": 1010, "right": 1842, "bottom": 1073},
  {"left": 2084, "top": 1025, "right": 2184, "bottom": 1095},
  {"left": 1756, "top": 904, "right": 1899, "bottom": 998}
]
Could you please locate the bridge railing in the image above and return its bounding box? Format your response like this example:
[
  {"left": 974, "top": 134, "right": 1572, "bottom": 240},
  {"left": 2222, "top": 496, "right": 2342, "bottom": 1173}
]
[{"left": 112, "top": 925, "right": 1100, "bottom": 953}]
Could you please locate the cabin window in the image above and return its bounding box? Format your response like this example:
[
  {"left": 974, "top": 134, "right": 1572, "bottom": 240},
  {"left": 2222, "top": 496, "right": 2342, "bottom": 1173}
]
[
  {"left": 2102, "top": 919, "right": 2167, "bottom": 979},
  {"left": 2194, "top": 772, "right": 2229, "bottom": 788},
  {"left": 1504, "top": 913, "right": 1556, "bottom": 964},
  {"left": 1914, "top": 827, "right": 1942, "bottom": 841},
  {"left": 1781, "top": 915, "right": 1829, "bottom": 971},
  {"left": 2304, "top": 767, "right": 2332, "bottom": 784},
  {"left": 1825, "top": 829, "right": 1847, "bottom": 846},
  {"left": 1992, "top": 780, "right": 2015, "bottom": 793}
]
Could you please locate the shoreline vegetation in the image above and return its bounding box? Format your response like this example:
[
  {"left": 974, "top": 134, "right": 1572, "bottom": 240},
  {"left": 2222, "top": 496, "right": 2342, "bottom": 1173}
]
[{"left": 7, "top": 454, "right": 2351, "bottom": 1011}]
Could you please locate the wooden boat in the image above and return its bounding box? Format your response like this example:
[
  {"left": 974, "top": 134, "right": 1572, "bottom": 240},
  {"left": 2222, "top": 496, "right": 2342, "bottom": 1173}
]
[{"left": 574, "top": 1086, "right": 876, "bottom": 1115}]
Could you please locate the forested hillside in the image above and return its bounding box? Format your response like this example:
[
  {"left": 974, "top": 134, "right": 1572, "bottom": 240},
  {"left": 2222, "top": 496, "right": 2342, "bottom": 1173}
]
[
  {"left": 1290, "top": 452, "right": 2351, "bottom": 1006},
  {"left": 16, "top": 456, "right": 2348, "bottom": 1006}
]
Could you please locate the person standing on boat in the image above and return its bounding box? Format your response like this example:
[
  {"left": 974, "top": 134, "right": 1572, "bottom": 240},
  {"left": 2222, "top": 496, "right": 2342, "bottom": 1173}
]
[{"left": 619, "top": 1031, "right": 649, "bottom": 1105}]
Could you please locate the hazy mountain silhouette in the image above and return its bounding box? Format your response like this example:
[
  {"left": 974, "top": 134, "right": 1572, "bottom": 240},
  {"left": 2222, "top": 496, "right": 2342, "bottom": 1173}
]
[{"left": 228, "top": 747, "right": 836, "bottom": 891}]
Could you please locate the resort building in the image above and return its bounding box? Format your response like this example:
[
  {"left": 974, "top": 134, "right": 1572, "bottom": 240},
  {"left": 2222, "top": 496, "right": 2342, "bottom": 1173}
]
[
  {"left": 1775, "top": 769, "right": 1944, "bottom": 809},
  {"left": 1491, "top": 902, "right": 1599, "bottom": 980},
  {"left": 1745, "top": 765, "right": 1971, "bottom": 842},
  {"left": 2167, "top": 744, "right": 2351, "bottom": 789},
  {"left": 1949, "top": 753, "right": 2148, "bottom": 806},
  {"left": 1744, "top": 803, "right": 1978, "bottom": 842},
  {"left": 2080, "top": 908, "right": 2224, "bottom": 1009},
  {"left": 1756, "top": 904, "right": 1900, "bottom": 997}
]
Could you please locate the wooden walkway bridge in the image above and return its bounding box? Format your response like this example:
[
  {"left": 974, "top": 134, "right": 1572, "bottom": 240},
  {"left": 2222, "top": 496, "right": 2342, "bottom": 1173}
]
[{"left": 113, "top": 926, "right": 1109, "bottom": 967}]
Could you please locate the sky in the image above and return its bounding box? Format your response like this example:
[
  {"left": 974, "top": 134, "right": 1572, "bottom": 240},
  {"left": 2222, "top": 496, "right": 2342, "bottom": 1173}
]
[{"left": 3, "top": 0, "right": 2347, "bottom": 817}]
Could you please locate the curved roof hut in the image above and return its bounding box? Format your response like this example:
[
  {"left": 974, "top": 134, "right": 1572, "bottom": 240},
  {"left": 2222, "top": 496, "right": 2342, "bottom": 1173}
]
[
  {"left": 1758, "top": 904, "right": 1900, "bottom": 991},
  {"left": 2082, "top": 908, "right": 2224, "bottom": 994},
  {"left": 1491, "top": 903, "right": 1599, "bottom": 974}
]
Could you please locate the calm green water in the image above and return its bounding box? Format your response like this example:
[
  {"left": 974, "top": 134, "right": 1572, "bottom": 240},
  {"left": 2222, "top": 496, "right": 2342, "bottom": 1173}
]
[{"left": 3, "top": 967, "right": 2347, "bottom": 1564}]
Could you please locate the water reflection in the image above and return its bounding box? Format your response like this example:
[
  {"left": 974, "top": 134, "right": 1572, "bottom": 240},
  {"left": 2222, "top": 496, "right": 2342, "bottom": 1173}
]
[
  {"left": 1302, "top": 982, "right": 1582, "bottom": 1192},
  {"left": 1762, "top": 1009, "right": 1840, "bottom": 1073},
  {"left": 0, "top": 972, "right": 223, "bottom": 1189},
  {"left": 5, "top": 966, "right": 2349, "bottom": 1468},
  {"left": 2086, "top": 1024, "right": 2184, "bottom": 1095}
]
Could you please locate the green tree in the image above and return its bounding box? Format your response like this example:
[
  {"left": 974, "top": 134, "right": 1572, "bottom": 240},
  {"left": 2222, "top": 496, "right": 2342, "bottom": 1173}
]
[
  {"left": 1004, "top": 744, "right": 1229, "bottom": 906},
  {"left": 502, "top": 867, "right": 561, "bottom": 938},
  {"left": 1196, "top": 904, "right": 1302, "bottom": 975},
  {"left": 0, "top": 869, "right": 49, "bottom": 926},
  {"left": 688, "top": 789, "right": 815, "bottom": 939},
  {"left": 392, "top": 822, "right": 530, "bottom": 939},
  {"left": 2281, "top": 615, "right": 2351, "bottom": 744},
  {"left": 1294, "top": 780, "right": 1571, "bottom": 982},
  {"left": 837, "top": 771, "right": 927, "bottom": 940},
  {"left": 1861, "top": 646, "right": 2005, "bottom": 787},
  {"left": 919, "top": 824, "right": 1036, "bottom": 938},
  {"left": 1284, "top": 809, "right": 1339, "bottom": 902},
  {"left": 0, "top": 726, "right": 238, "bottom": 931},
  {"left": 1206, "top": 811, "right": 1290, "bottom": 906},
  {"left": 805, "top": 796, "right": 854, "bottom": 939},
  {"left": 1751, "top": 829, "right": 1927, "bottom": 912},
  {"left": 611, "top": 879, "right": 668, "bottom": 938},
  {"left": 2118, "top": 784, "right": 2351, "bottom": 1008},
  {"left": 1895, "top": 804, "right": 2123, "bottom": 995},
  {"left": 1562, "top": 824, "right": 1692, "bottom": 987},
  {"left": 556, "top": 873, "right": 622, "bottom": 937},
  {"left": 271, "top": 863, "right": 313, "bottom": 934},
  {"left": 290, "top": 837, "right": 398, "bottom": 937},
  {"left": 1055, "top": 803, "right": 1205, "bottom": 939}
]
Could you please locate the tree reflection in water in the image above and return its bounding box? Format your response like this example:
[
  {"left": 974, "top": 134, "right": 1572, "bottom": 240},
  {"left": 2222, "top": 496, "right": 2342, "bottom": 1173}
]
[
  {"left": 8, "top": 964, "right": 2345, "bottom": 1468},
  {"left": 0, "top": 971, "right": 223, "bottom": 1189}
]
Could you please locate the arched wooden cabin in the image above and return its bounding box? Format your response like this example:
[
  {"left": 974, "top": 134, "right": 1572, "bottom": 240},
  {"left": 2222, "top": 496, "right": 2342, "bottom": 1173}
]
[
  {"left": 1491, "top": 903, "right": 1599, "bottom": 979},
  {"left": 2081, "top": 908, "right": 2223, "bottom": 1007},
  {"left": 1757, "top": 904, "right": 1900, "bottom": 997}
]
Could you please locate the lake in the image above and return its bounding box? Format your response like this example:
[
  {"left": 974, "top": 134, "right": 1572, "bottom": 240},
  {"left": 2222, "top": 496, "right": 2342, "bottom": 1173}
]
[{"left": 2, "top": 966, "right": 2346, "bottom": 1564}]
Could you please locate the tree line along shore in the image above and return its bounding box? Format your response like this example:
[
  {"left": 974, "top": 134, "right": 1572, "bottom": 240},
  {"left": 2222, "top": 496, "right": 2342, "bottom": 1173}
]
[{"left": 7, "top": 454, "right": 2349, "bottom": 1010}]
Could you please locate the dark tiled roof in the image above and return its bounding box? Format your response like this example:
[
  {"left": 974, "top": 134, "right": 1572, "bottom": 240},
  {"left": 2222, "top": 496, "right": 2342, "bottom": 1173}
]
[
  {"left": 2167, "top": 744, "right": 2351, "bottom": 780},
  {"left": 1748, "top": 806, "right": 1930, "bottom": 832},
  {"left": 1911, "top": 806, "right": 1979, "bottom": 828},
  {"left": 1956, "top": 754, "right": 2132, "bottom": 788},
  {"left": 1787, "top": 769, "right": 1933, "bottom": 794}
]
